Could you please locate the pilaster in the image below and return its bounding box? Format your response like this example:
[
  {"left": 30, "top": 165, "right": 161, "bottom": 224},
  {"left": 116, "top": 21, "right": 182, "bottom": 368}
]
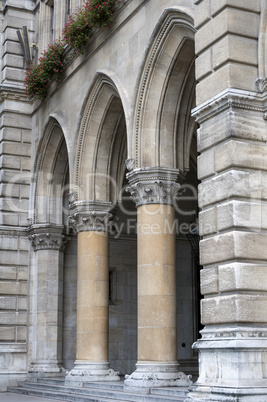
[
  {"left": 0, "top": 0, "right": 34, "bottom": 391},
  {"left": 188, "top": 0, "right": 267, "bottom": 398},
  {"left": 186, "top": 91, "right": 267, "bottom": 400},
  {"left": 194, "top": 0, "right": 261, "bottom": 105}
]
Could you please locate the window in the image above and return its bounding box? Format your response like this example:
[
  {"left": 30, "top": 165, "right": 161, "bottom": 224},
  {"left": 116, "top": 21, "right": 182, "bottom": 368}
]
[{"left": 66, "top": 0, "right": 70, "bottom": 21}]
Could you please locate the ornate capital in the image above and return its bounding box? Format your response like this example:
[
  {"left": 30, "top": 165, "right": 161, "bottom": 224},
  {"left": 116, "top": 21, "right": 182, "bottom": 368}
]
[
  {"left": 68, "top": 201, "right": 115, "bottom": 233},
  {"left": 28, "top": 224, "right": 69, "bottom": 252},
  {"left": 126, "top": 167, "right": 184, "bottom": 207}
]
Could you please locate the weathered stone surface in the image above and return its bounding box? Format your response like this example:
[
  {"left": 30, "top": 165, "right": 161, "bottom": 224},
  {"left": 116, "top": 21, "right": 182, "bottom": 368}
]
[
  {"left": 0, "top": 0, "right": 266, "bottom": 399},
  {"left": 211, "top": 0, "right": 261, "bottom": 16},
  {"left": 200, "top": 231, "right": 267, "bottom": 265},
  {"left": 218, "top": 263, "right": 267, "bottom": 292},
  {"left": 200, "top": 266, "right": 218, "bottom": 295},
  {"left": 202, "top": 294, "right": 267, "bottom": 324},
  {"left": 198, "top": 170, "right": 267, "bottom": 209}
]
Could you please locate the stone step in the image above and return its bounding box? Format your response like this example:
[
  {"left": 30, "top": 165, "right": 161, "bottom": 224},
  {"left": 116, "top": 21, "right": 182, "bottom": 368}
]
[
  {"left": 17, "top": 381, "right": 135, "bottom": 400},
  {"left": 151, "top": 386, "right": 189, "bottom": 397},
  {"left": 82, "top": 381, "right": 125, "bottom": 391},
  {"left": 36, "top": 377, "right": 125, "bottom": 391},
  {"left": 8, "top": 386, "right": 114, "bottom": 402},
  {"left": 8, "top": 379, "right": 188, "bottom": 401},
  {"left": 37, "top": 377, "right": 66, "bottom": 385}
]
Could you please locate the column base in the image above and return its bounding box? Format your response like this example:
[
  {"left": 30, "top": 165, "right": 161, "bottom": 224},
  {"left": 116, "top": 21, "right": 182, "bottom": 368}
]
[
  {"left": 185, "top": 385, "right": 267, "bottom": 401},
  {"left": 124, "top": 362, "right": 192, "bottom": 394},
  {"left": 28, "top": 361, "right": 66, "bottom": 379},
  {"left": 65, "top": 361, "right": 120, "bottom": 386},
  {"left": 186, "top": 326, "right": 267, "bottom": 401}
]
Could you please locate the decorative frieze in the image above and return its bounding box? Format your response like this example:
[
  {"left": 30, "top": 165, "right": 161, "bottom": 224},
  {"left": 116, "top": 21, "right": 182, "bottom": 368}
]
[
  {"left": 126, "top": 167, "right": 184, "bottom": 207},
  {"left": 28, "top": 224, "right": 69, "bottom": 251},
  {"left": 68, "top": 201, "right": 115, "bottom": 233}
]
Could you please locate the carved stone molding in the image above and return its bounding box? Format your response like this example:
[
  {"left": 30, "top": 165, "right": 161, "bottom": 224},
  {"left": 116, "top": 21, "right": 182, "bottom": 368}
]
[
  {"left": 124, "top": 362, "right": 192, "bottom": 390},
  {"left": 126, "top": 167, "right": 184, "bottom": 207},
  {"left": 192, "top": 88, "right": 267, "bottom": 124},
  {"left": 28, "top": 361, "right": 65, "bottom": 376},
  {"left": 65, "top": 361, "right": 120, "bottom": 385},
  {"left": 0, "top": 85, "right": 29, "bottom": 102},
  {"left": 28, "top": 224, "right": 69, "bottom": 251},
  {"left": 68, "top": 201, "right": 115, "bottom": 233},
  {"left": 256, "top": 78, "right": 267, "bottom": 94}
]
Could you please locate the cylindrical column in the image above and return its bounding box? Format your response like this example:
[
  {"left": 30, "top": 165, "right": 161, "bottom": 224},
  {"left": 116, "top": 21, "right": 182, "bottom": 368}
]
[
  {"left": 138, "top": 204, "right": 177, "bottom": 362},
  {"left": 124, "top": 168, "right": 192, "bottom": 392},
  {"left": 76, "top": 231, "right": 109, "bottom": 362},
  {"left": 65, "top": 201, "right": 120, "bottom": 385}
]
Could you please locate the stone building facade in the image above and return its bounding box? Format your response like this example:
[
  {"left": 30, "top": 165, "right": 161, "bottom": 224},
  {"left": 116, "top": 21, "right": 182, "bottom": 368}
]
[{"left": 0, "top": 0, "right": 266, "bottom": 400}]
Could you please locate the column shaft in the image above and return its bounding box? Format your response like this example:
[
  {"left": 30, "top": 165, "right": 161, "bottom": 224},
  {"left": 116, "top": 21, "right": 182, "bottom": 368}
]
[
  {"left": 137, "top": 204, "right": 177, "bottom": 363},
  {"left": 76, "top": 231, "right": 109, "bottom": 362}
]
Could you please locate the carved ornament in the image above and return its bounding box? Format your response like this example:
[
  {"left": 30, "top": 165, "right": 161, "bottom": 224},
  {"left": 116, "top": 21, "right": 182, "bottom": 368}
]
[
  {"left": 28, "top": 224, "right": 69, "bottom": 251},
  {"left": 126, "top": 167, "right": 184, "bottom": 207},
  {"left": 68, "top": 201, "right": 115, "bottom": 233}
]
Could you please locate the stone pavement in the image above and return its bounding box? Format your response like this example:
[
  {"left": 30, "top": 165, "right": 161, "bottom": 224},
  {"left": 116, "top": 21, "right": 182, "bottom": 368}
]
[{"left": 0, "top": 393, "right": 59, "bottom": 401}]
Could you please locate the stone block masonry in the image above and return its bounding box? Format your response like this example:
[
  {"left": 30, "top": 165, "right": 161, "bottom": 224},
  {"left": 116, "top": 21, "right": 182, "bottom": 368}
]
[{"left": 0, "top": 0, "right": 34, "bottom": 392}]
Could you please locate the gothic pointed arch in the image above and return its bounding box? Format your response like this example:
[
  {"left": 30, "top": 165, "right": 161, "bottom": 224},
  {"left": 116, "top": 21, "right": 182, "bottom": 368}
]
[
  {"left": 73, "top": 72, "right": 128, "bottom": 204},
  {"left": 130, "top": 7, "right": 196, "bottom": 173},
  {"left": 30, "top": 117, "right": 70, "bottom": 225}
]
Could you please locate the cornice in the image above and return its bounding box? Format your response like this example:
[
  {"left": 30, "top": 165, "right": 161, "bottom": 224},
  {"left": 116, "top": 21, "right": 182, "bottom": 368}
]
[
  {"left": 192, "top": 89, "right": 267, "bottom": 124},
  {"left": 0, "top": 86, "right": 29, "bottom": 102}
]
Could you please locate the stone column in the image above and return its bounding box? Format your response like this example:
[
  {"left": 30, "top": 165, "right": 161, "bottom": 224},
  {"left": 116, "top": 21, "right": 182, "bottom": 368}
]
[
  {"left": 65, "top": 201, "right": 120, "bottom": 385},
  {"left": 28, "top": 224, "right": 69, "bottom": 377},
  {"left": 124, "top": 168, "right": 192, "bottom": 393}
]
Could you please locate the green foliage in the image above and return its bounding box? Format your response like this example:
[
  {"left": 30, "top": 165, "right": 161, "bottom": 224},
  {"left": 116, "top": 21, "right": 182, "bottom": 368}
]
[
  {"left": 24, "top": 0, "right": 119, "bottom": 101},
  {"left": 25, "top": 40, "right": 65, "bottom": 100},
  {"left": 62, "top": 0, "right": 119, "bottom": 53}
]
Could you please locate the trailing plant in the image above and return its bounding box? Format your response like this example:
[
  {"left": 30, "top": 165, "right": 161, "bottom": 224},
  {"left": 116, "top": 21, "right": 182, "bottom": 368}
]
[
  {"left": 25, "top": 0, "right": 119, "bottom": 100},
  {"left": 62, "top": 6, "right": 93, "bottom": 53},
  {"left": 87, "top": 0, "right": 118, "bottom": 28},
  {"left": 62, "top": 0, "right": 119, "bottom": 53},
  {"left": 25, "top": 40, "right": 65, "bottom": 100}
]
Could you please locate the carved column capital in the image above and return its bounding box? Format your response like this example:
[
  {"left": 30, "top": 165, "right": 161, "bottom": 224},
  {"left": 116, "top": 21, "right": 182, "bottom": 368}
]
[
  {"left": 126, "top": 167, "right": 184, "bottom": 207},
  {"left": 68, "top": 201, "right": 116, "bottom": 233},
  {"left": 28, "top": 224, "right": 69, "bottom": 251}
]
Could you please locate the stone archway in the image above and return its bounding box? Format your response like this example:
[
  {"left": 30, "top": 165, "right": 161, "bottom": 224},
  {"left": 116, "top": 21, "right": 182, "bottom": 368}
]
[{"left": 66, "top": 72, "right": 135, "bottom": 384}]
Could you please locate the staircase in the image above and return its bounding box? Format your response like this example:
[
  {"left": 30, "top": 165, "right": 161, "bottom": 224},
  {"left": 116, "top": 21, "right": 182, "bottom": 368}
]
[{"left": 8, "top": 377, "right": 189, "bottom": 401}]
